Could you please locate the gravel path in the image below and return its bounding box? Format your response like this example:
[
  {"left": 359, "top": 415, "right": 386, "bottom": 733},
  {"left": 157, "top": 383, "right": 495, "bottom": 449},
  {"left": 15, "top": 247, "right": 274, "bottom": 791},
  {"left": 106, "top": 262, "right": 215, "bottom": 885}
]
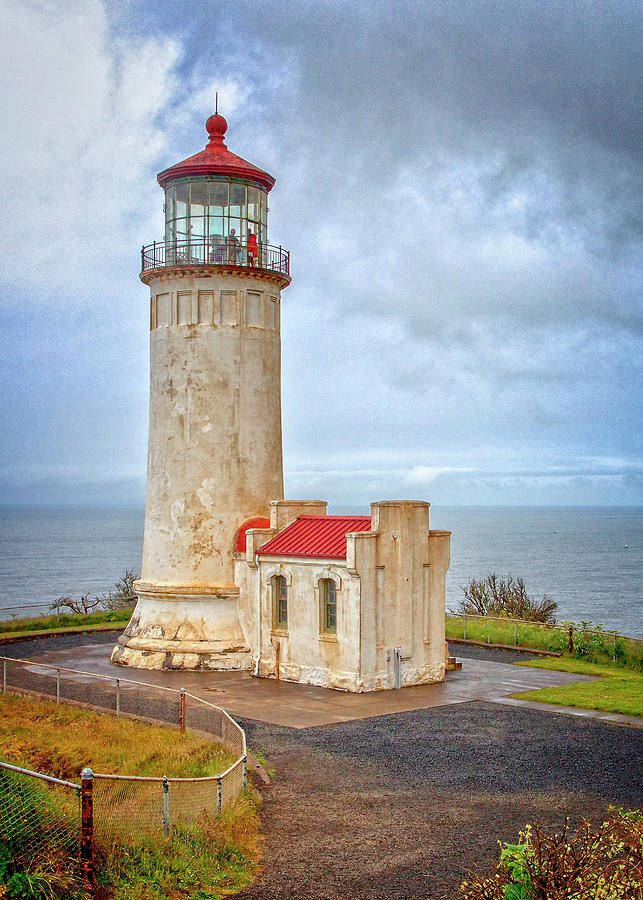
[
  {"left": 236, "top": 703, "right": 642, "bottom": 900},
  {"left": 3, "top": 634, "right": 641, "bottom": 899},
  {"left": 447, "top": 643, "right": 545, "bottom": 663}
]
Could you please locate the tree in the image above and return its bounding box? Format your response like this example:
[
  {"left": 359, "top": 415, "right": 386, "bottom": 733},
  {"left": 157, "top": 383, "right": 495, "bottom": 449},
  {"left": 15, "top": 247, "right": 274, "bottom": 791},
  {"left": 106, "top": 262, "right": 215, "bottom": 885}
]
[
  {"left": 458, "top": 573, "right": 557, "bottom": 623},
  {"left": 51, "top": 569, "right": 138, "bottom": 616},
  {"left": 102, "top": 569, "right": 138, "bottom": 611}
]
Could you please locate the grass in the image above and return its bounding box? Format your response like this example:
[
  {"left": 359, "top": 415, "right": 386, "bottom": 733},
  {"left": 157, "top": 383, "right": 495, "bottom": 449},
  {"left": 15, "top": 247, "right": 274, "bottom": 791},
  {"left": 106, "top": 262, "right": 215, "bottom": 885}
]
[
  {"left": 0, "top": 693, "right": 237, "bottom": 778},
  {"left": 446, "top": 613, "right": 643, "bottom": 673},
  {"left": 0, "top": 606, "right": 133, "bottom": 639},
  {"left": 510, "top": 656, "right": 643, "bottom": 717},
  {"left": 99, "top": 792, "right": 262, "bottom": 900},
  {"left": 0, "top": 695, "right": 261, "bottom": 899}
]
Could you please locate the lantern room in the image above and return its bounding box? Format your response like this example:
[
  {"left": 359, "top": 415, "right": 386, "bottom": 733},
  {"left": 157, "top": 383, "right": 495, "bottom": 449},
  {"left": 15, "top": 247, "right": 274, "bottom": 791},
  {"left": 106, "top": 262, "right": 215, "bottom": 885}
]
[{"left": 141, "top": 113, "right": 289, "bottom": 278}]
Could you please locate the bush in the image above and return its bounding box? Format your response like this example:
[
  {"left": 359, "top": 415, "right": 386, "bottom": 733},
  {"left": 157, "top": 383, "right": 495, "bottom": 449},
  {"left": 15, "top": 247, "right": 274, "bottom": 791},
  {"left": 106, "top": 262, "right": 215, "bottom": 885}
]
[
  {"left": 458, "top": 807, "right": 643, "bottom": 899},
  {"left": 51, "top": 569, "right": 138, "bottom": 617},
  {"left": 458, "top": 574, "right": 557, "bottom": 623}
]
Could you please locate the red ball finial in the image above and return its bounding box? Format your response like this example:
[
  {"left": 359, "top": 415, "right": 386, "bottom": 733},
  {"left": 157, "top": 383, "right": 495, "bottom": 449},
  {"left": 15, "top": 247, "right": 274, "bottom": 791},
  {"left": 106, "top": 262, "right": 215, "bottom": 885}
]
[{"left": 206, "top": 113, "right": 227, "bottom": 144}]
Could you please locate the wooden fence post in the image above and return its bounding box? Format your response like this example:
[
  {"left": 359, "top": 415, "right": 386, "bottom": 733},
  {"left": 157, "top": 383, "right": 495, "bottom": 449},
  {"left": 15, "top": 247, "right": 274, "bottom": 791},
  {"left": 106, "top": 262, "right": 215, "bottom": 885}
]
[
  {"left": 179, "top": 688, "right": 185, "bottom": 734},
  {"left": 80, "top": 768, "right": 95, "bottom": 891}
]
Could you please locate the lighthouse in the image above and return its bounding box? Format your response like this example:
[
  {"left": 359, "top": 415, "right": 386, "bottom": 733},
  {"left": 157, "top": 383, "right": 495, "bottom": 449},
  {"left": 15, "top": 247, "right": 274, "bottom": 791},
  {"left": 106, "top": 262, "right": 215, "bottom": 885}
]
[
  {"left": 112, "top": 111, "right": 451, "bottom": 690},
  {"left": 112, "top": 113, "right": 291, "bottom": 670}
]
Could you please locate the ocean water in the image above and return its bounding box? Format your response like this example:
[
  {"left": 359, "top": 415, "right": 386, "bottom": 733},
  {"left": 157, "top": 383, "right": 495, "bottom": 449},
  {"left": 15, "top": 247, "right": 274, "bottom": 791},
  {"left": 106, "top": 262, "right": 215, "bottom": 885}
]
[{"left": 0, "top": 506, "right": 640, "bottom": 638}]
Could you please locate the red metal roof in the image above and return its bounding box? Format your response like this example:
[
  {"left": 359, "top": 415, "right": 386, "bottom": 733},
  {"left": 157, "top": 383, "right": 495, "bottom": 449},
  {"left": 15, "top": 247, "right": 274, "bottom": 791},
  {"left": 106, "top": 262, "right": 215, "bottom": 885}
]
[
  {"left": 158, "top": 114, "right": 275, "bottom": 192},
  {"left": 258, "top": 516, "right": 372, "bottom": 560},
  {"left": 235, "top": 517, "right": 271, "bottom": 553}
]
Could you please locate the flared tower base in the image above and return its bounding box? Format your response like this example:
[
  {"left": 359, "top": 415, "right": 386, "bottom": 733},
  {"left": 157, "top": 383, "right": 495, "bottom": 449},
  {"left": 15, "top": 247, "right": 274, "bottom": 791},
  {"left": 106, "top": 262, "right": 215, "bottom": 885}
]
[{"left": 110, "top": 581, "right": 253, "bottom": 672}]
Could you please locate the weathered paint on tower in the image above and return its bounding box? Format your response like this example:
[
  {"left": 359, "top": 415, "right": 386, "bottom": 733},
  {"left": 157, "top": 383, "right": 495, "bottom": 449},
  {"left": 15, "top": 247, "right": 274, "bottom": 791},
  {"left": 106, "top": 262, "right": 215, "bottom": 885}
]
[{"left": 112, "top": 114, "right": 290, "bottom": 670}]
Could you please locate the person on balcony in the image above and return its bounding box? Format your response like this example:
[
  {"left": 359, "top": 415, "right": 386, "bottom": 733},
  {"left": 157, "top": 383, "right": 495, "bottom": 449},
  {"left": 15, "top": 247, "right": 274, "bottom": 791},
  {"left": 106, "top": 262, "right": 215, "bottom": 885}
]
[
  {"left": 247, "top": 229, "right": 258, "bottom": 266},
  {"left": 209, "top": 234, "right": 225, "bottom": 263},
  {"left": 226, "top": 229, "right": 241, "bottom": 264}
]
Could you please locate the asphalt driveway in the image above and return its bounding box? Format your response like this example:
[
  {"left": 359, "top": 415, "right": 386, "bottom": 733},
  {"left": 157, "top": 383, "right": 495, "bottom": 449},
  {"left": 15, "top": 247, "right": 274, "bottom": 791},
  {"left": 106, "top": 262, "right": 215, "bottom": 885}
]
[{"left": 235, "top": 700, "right": 642, "bottom": 899}]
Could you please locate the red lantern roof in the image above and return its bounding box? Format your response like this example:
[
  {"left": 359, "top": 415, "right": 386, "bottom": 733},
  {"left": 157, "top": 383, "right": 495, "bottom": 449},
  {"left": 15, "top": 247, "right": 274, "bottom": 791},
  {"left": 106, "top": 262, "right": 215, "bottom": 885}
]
[
  {"left": 157, "top": 114, "right": 276, "bottom": 192},
  {"left": 258, "top": 516, "right": 372, "bottom": 560}
]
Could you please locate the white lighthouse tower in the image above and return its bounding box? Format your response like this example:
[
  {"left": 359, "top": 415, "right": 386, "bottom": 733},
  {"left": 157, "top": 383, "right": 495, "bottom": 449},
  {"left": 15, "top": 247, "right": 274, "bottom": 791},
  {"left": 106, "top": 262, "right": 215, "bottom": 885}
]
[{"left": 112, "top": 112, "right": 291, "bottom": 670}]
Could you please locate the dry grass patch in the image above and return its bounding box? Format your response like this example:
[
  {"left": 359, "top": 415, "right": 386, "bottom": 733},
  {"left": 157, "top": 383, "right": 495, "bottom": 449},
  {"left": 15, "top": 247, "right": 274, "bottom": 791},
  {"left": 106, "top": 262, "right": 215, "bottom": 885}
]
[
  {"left": 0, "top": 694, "right": 262, "bottom": 899},
  {"left": 0, "top": 693, "right": 236, "bottom": 778}
]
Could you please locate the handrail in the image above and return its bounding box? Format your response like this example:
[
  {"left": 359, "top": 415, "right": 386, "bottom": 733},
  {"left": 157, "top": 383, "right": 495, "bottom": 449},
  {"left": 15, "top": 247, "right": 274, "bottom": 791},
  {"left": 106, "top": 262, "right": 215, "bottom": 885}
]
[
  {"left": 0, "top": 759, "right": 80, "bottom": 790},
  {"left": 141, "top": 237, "right": 290, "bottom": 276},
  {"left": 6, "top": 657, "right": 182, "bottom": 689}
]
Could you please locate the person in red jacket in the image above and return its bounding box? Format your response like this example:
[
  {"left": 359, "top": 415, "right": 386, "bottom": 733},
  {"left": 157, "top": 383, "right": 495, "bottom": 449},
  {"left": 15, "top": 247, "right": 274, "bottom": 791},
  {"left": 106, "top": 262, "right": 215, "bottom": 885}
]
[{"left": 247, "top": 229, "right": 258, "bottom": 266}]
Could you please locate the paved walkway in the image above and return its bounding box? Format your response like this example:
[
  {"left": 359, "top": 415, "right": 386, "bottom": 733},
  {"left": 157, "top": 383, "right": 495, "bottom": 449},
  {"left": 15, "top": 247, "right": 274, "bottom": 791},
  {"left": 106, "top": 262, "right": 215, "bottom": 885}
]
[
  {"left": 9, "top": 635, "right": 642, "bottom": 899},
  {"left": 21, "top": 639, "right": 628, "bottom": 728}
]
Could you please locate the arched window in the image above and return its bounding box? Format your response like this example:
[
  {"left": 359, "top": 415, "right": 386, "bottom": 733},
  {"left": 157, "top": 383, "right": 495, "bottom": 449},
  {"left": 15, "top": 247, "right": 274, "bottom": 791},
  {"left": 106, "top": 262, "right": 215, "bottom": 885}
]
[
  {"left": 271, "top": 575, "right": 288, "bottom": 630},
  {"left": 320, "top": 578, "right": 337, "bottom": 635}
]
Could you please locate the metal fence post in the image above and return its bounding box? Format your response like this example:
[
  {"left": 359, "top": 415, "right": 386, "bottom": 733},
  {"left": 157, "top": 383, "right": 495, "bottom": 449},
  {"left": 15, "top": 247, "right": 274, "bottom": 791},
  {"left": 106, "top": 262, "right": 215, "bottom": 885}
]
[
  {"left": 162, "top": 776, "right": 170, "bottom": 836},
  {"left": 394, "top": 647, "right": 402, "bottom": 690},
  {"left": 115, "top": 679, "right": 120, "bottom": 718},
  {"left": 217, "top": 776, "right": 222, "bottom": 814},
  {"left": 56, "top": 668, "right": 61, "bottom": 704},
  {"left": 2, "top": 660, "right": 5, "bottom": 695},
  {"left": 514, "top": 620, "right": 517, "bottom": 646},
  {"left": 80, "top": 768, "right": 95, "bottom": 891},
  {"left": 243, "top": 757, "right": 247, "bottom": 789},
  {"left": 179, "top": 688, "right": 185, "bottom": 734},
  {"left": 463, "top": 612, "right": 467, "bottom": 640}
]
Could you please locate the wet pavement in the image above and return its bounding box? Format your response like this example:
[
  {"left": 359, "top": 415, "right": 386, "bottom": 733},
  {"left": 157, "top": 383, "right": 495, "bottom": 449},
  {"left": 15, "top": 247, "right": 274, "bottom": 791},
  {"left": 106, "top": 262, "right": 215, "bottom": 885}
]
[{"left": 13, "top": 638, "right": 627, "bottom": 729}]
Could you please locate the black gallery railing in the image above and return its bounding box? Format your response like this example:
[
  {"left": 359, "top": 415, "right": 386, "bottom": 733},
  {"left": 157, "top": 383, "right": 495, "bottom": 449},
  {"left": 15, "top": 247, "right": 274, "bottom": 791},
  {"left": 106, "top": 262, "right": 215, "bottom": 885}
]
[{"left": 141, "top": 238, "right": 290, "bottom": 276}]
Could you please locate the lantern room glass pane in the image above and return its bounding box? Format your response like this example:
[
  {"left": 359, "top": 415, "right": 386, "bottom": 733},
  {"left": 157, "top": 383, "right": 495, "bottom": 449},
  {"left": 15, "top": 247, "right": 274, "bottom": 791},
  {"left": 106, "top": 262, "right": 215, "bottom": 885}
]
[
  {"left": 165, "top": 187, "right": 175, "bottom": 223},
  {"left": 261, "top": 197, "right": 267, "bottom": 240},
  {"left": 247, "top": 187, "right": 259, "bottom": 222},
  {"left": 229, "top": 183, "right": 246, "bottom": 219},
  {"left": 209, "top": 181, "right": 228, "bottom": 212},
  {"left": 189, "top": 184, "right": 206, "bottom": 239},
  {"left": 175, "top": 183, "right": 189, "bottom": 219},
  {"left": 209, "top": 215, "right": 224, "bottom": 239}
]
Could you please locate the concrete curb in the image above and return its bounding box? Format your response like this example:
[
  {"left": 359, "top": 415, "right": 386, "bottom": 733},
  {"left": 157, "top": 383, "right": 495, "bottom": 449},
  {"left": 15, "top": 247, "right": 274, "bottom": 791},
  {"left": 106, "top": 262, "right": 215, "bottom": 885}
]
[{"left": 0, "top": 626, "right": 124, "bottom": 645}]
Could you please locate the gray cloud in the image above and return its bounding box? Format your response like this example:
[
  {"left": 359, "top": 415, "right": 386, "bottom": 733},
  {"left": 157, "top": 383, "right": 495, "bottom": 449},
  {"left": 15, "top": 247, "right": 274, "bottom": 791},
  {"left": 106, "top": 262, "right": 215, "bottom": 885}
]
[{"left": 1, "top": 0, "right": 641, "bottom": 505}]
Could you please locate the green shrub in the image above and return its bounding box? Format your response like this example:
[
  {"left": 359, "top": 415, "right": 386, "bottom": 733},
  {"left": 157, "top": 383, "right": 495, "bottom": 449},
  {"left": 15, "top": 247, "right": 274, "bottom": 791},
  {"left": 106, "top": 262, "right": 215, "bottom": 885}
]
[
  {"left": 459, "top": 574, "right": 557, "bottom": 623},
  {"left": 52, "top": 569, "right": 138, "bottom": 616},
  {"left": 458, "top": 808, "right": 643, "bottom": 899}
]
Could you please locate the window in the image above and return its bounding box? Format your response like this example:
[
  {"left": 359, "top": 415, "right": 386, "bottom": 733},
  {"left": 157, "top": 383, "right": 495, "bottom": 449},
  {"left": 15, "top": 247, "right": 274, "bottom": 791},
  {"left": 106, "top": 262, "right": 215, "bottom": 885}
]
[
  {"left": 320, "top": 578, "right": 337, "bottom": 635},
  {"left": 271, "top": 575, "right": 288, "bottom": 630},
  {"left": 164, "top": 179, "right": 268, "bottom": 252}
]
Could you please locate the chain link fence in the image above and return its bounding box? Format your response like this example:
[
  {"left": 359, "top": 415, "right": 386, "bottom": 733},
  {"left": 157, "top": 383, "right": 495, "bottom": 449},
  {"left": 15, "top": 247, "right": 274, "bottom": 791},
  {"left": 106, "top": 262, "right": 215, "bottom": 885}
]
[
  {"left": 0, "top": 761, "right": 86, "bottom": 895},
  {"left": 446, "top": 611, "right": 643, "bottom": 666},
  {"left": 0, "top": 654, "right": 248, "bottom": 889}
]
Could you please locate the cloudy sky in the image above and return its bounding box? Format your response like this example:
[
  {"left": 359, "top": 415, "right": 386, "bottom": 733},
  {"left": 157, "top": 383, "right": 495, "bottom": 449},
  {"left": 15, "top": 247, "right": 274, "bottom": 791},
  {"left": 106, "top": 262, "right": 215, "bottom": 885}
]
[{"left": 1, "top": 0, "right": 641, "bottom": 507}]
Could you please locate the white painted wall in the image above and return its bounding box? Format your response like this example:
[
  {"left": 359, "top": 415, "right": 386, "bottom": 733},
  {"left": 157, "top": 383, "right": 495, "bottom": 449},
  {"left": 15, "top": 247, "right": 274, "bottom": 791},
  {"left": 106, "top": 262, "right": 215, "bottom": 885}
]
[{"left": 233, "top": 500, "right": 451, "bottom": 692}]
